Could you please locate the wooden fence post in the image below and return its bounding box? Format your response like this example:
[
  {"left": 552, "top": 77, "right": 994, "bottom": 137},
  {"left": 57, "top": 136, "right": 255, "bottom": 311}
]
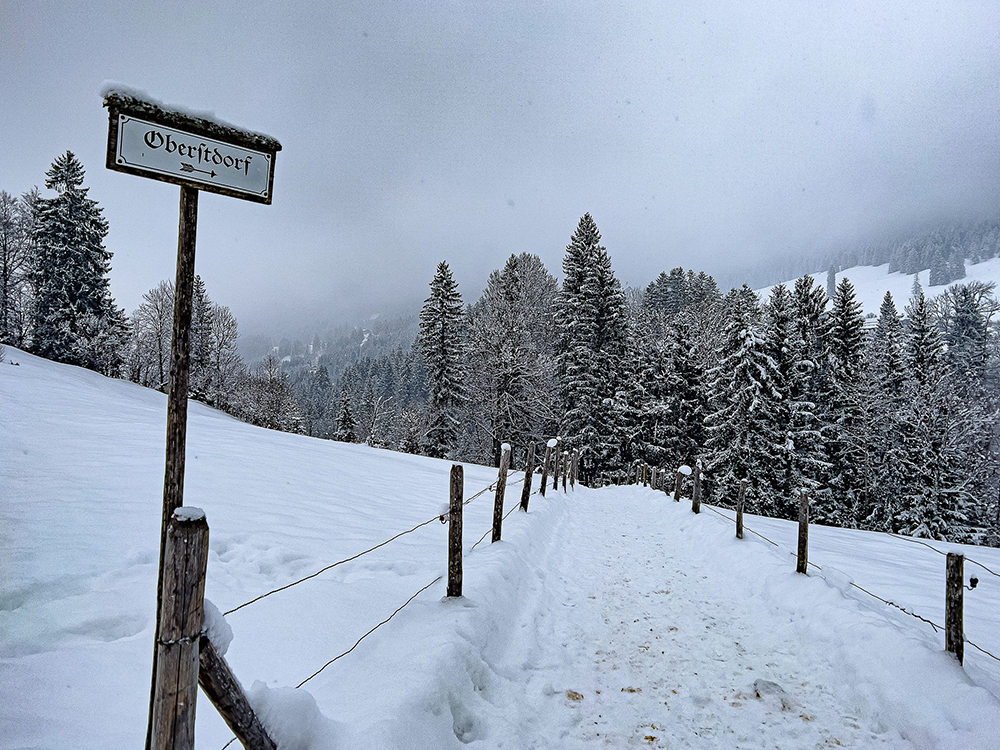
[
  {"left": 562, "top": 451, "right": 569, "bottom": 491},
  {"left": 520, "top": 441, "right": 536, "bottom": 511},
  {"left": 539, "top": 440, "right": 554, "bottom": 497},
  {"left": 570, "top": 450, "right": 577, "bottom": 490},
  {"left": 674, "top": 469, "right": 684, "bottom": 502},
  {"left": 151, "top": 508, "right": 209, "bottom": 750},
  {"left": 199, "top": 638, "right": 276, "bottom": 750},
  {"left": 448, "top": 465, "right": 463, "bottom": 598},
  {"left": 736, "top": 479, "right": 747, "bottom": 540},
  {"left": 691, "top": 461, "right": 702, "bottom": 514},
  {"left": 796, "top": 491, "right": 809, "bottom": 574},
  {"left": 642, "top": 465, "right": 649, "bottom": 487},
  {"left": 492, "top": 444, "right": 510, "bottom": 542},
  {"left": 946, "top": 553, "right": 964, "bottom": 664},
  {"left": 552, "top": 445, "right": 561, "bottom": 491}
]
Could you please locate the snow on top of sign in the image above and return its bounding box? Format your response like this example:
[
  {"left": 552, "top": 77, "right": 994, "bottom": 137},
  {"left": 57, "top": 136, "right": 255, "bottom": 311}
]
[{"left": 100, "top": 82, "right": 281, "bottom": 151}]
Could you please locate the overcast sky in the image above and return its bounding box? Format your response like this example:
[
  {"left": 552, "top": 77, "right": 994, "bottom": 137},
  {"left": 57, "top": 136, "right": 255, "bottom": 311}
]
[{"left": 3, "top": 1, "right": 1000, "bottom": 335}]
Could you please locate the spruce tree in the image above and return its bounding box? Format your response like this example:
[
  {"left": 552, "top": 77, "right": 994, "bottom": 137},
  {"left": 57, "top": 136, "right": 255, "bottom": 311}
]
[
  {"left": 704, "top": 287, "right": 785, "bottom": 513},
  {"left": 30, "top": 151, "right": 126, "bottom": 373},
  {"left": 822, "top": 277, "right": 867, "bottom": 525},
  {"left": 417, "top": 261, "right": 466, "bottom": 458},
  {"left": 555, "top": 214, "right": 628, "bottom": 483},
  {"left": 334, "top": 389, "right": 356, "bottom": 443}
]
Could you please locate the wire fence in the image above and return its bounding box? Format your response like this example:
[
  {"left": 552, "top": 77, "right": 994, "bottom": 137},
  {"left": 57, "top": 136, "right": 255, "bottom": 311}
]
[
  {"left": 222, "top": 475, "right": 519, "bottom": 617},
  {"left": 699, "top": 502, "right": 1000, "bottom": 663},
  {"left": 215, "top": 466, "right": 557, "bottom": 750}
]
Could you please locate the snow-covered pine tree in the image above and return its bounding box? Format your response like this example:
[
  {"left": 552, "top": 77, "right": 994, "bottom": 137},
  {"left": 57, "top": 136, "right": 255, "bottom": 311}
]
[
  {"left": 467, "top": 252, "right": 558, "bottom": 465},
  {"left": 822, "top": 277, "right": 867, "bottom": 525},
  {"left": 334, "top": 389, "right": 356, "bottom": 443},
  {"left": 29, "top": 151, "right": 127, "bottom": 374},
  {"left": 704, "top": 287, "right": 785, "bottom": 514},
  {"left": 855, "top": 292, "right": 908, "bottom": 531},
  {"left": 904, "top": 291, "right": 943, "bottom": 386},
  {"left": 189, "top": 275, "right": 214, "bottom": 400},
  {"left": 417, "top": 261, "right": 467, "bottom": 458},
  {"left": 555, "top": 214, "right": 629, "bottom": 483},
  {"left": 299, "top": 365, "right": 335, "bottom": 438},
  {"left": 764, "top": 283, "right": 825, "bottom": 518}
]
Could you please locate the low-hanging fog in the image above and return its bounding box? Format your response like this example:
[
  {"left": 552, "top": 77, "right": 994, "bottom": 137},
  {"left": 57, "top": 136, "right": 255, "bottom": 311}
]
[{"left": 3, "top": 1, "right": 999, "bottom": 335}]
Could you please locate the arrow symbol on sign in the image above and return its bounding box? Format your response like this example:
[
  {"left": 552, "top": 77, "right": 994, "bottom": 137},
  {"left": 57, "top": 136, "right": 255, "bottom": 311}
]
[{"left": 180, "top": 163, "right": 217, "bottom": 178}]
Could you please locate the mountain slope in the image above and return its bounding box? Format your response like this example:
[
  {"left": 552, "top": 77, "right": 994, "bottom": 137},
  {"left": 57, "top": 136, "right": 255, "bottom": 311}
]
[{"left": 756, "top": 257, "right": 1000, "bottom": 313}]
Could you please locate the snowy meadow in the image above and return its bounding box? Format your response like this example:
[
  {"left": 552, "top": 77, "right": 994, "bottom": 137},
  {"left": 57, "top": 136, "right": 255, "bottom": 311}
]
[{"left": 3, "top": 349, "right": 1000, "bottom": 749}]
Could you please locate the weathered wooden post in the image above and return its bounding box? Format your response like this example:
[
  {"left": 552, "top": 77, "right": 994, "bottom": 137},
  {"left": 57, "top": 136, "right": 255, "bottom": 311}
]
[
  {"left": 945, "top": 553, "right": 964, "bottom": 664},
  {"left": 198, "top": 639, "right": 276, "bottom": 750},
  {"left": 691, "top": 461, "right": 702, "bottom": 514},
  {"left": 674, "top": 467, "right": 685, "bottom": 502},
  {"left": 562, "top": 450, "right": 569, "bottom": 491},
  {"left": 151, "top": 508, "right": 209, "bottom": 750},
  {"left": 736, "top": 479, "right": 747, "bottom": 540},
  {"left": 448, "top": 465, "right": 464, "bottom": 597},
  {"left": 492, "top": 444, "right": 510, "bottom": 542},
  {"left": 539, "top": 439, "right": 555, "bottom": 497},
  {"left": 796, "top": 491, "right": 810, "bottom": 574},
  {"left": 520, "top": 441, "right": 536, "bottom": 511},
  {"left": 570, "top": 450, "right": 577, "bottom": 490},
  {"left": 642, "top": 464, "right": 649, "bottom": 487}
]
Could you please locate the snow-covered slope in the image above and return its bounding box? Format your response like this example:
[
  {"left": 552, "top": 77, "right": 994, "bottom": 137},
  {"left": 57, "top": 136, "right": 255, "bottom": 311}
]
[
  {"left": 757, "top": 257, "right": 1000, "bottom": 313},
  {"left": 2, "top": 350, "right": 1000, "bottom": 749}
]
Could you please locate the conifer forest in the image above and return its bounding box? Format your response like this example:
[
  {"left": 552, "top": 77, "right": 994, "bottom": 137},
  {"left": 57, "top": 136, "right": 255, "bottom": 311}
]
[{"left": 4, "top": 154, "right": 1000, "bottom": 546}]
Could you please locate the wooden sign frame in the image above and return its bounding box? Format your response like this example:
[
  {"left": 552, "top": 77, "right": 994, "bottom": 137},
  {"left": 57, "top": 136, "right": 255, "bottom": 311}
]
[{"left": 104, "top": 91, "right": 280, "bottom": 204}]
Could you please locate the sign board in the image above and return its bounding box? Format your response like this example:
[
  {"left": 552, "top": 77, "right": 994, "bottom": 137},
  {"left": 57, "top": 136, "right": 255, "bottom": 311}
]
[{"left": 104, "top": 91, "right": 280, "bottom": 204}]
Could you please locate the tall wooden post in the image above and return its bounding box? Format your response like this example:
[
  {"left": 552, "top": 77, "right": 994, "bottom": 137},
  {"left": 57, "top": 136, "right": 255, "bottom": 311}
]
[
  {"left": 796, "top": 491, "right": 809, "bottom": 574},
  {"left": 539, "top": 441, "right": 554, "bottom": 497},
  {"left": 642, "top": 465, "right": 649, "bottom": 487},
  {"left": 492, "top": 445, "right": 510, "bottom": 542},
  {"left": 736, "top": 479, "right": 747, "bottom": 540},
  {"left": 448, "top": 465, "right": 464, "bottom": 597},
  {"left": 148, "top": 185, "right": 199, "bottom": 750},
  {"left": 691, "top": 461, "right": 702, "bottom": 514},
  {"left": 570, "top": 450, "right": 577, "bottom": 490},
  {"left": 151, "top": 508, "right": 209, "bottom": 750},
  {"left": 562, "top": 451, "right": 569, "bottom": 491},
  {"left": 674, "top": 469, "right": 684, "bottom": 502},
  {"left": 945, "top": 553, "right": 964, "bottom": 664},
  {"left": 520, "top": 441, "right": 536, "bottom": 511}
]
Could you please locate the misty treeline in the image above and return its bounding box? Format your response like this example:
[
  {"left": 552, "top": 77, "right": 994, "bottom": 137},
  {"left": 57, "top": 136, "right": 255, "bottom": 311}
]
[
  {"left": 4, "top": 154, "right": 999, "bottom": 545},
  {"left": 742, "top": 221, "right": 1000, "bottom": 291},
  {"left": 279, "top": 214, "right": 1000, "bottom": 546},
  {"left": 0, "top": 151, "right": 313, "bottom": 431}
]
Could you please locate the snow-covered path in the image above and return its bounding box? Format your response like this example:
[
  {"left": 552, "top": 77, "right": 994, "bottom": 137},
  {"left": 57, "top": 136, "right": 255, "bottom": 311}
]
[{"left": 475, "top": 487, "right": 995, "bottom": 749}]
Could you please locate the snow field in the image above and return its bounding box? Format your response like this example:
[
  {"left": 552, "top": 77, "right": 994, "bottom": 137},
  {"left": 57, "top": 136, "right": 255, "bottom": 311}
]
[
  {"left": 3, "top": 348, "right": 1000, "bottom": 749},
  {"left": 756, "top": 256, "right": 1000, "bottom": 314}
]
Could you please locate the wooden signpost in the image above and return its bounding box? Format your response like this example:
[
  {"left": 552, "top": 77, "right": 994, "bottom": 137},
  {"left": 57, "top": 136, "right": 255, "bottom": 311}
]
[{"left": 104, "top": 89, "right": 280, "bottom": 750}]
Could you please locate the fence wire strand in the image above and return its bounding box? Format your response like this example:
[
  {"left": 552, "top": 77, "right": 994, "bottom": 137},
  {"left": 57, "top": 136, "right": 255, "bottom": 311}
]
[
  {"left": 224, "top": 476, "right": 504, "bottom": 616},
  {"left": 888, "top": 533, "right": 1000, "bottom": 579},
  {"left": 295, "top": 575, "right": 443, "bottom": 689},
  {"left": 700, "top": 502, "right": 1000, "bottom": 664}
]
